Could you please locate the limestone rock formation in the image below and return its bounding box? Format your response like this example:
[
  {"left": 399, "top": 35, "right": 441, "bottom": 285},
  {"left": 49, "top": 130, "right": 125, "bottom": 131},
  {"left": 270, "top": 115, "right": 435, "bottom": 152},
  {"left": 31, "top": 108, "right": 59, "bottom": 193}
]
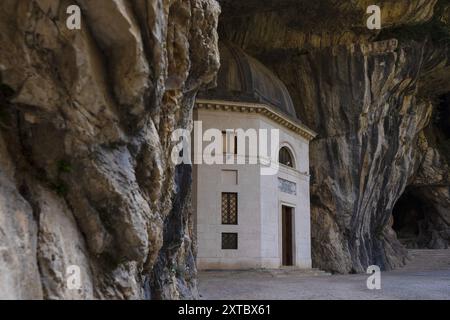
[
  {"left": 0, "top": 0, "right": 219, "bottom": 299},
  {"left": 220, "top": 0, "right": 450, "bottom": 273},
  {"left": 1, "top": 0, "right": 450, "bottom": 300}
]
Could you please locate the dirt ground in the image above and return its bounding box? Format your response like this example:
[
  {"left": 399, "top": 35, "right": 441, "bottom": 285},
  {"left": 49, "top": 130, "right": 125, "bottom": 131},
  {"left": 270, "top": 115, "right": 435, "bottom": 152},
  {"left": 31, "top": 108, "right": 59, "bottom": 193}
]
[{"left": 198, "top": 250, "right": 450, "bottom": 300}]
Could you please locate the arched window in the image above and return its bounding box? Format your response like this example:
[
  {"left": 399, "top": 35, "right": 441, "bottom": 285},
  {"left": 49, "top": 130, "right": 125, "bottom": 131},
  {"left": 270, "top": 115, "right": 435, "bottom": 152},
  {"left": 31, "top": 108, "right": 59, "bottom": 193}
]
[{"left": 279, "top": 147, "right": 294, "bottom": 168}]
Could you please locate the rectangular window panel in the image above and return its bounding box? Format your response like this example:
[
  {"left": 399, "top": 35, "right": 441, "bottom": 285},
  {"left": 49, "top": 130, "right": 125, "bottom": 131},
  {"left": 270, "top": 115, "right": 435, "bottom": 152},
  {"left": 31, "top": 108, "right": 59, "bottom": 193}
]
[
  {"left": 222, "top": 131, "right": 227, "bottom": 154},
  {"left": 222, "top": 233, "right": 238, "bottom": 250},
  {"left": 222, "top": 130, "right": 237, "bottom": 154},
  {"left": 221, "top": 192, "right": 238, "bottom": 225},
  {"left": 221, "top": 170, "right": 238, "bottom": 185}
]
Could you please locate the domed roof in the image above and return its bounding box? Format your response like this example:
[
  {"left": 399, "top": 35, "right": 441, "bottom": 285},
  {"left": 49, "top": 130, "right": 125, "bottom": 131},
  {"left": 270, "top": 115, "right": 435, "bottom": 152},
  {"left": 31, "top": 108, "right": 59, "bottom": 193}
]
[{"left": 198, "top": 42, "right": 298, "bottom": 119}]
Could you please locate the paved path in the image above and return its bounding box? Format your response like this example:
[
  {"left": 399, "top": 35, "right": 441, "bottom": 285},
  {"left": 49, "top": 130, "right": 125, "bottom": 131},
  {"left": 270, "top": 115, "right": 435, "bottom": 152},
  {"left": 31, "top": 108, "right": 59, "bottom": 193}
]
[{"left": 198, "top": 250, "right": 450, "bottom": 300}]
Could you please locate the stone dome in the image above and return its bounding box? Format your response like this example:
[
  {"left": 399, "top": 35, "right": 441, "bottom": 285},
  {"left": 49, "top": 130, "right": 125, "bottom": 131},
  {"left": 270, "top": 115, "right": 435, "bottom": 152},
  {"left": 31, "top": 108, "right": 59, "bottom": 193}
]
[{"left": 198, "top": 42, "right": 298, "bottom": 119}]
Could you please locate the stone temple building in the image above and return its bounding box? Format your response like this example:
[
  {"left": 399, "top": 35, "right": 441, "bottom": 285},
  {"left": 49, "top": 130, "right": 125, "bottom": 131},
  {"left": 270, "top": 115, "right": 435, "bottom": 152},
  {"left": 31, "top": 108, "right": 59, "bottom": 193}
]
[{"left": 193, "top": 42, "right": 317, "bottom": 270}]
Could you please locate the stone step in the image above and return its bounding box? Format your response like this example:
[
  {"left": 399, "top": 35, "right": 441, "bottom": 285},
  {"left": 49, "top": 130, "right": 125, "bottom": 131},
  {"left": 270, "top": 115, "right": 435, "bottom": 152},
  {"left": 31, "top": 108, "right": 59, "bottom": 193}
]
[
  {"left": 264, "top": 268, "right": 332, "bottom": 277},
  {"left": 397, "top": 250, "right": 450, "bottom": 272},
  {"left": 408, "top": 249, "right": 450, "bottom": 252},
  {"left": 408, "top": 251, "right": 450, "bottom": 257}
]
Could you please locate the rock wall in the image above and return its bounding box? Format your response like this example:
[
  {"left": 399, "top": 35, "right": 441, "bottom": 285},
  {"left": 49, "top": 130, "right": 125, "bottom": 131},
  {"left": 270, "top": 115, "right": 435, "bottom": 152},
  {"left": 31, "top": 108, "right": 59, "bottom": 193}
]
[
  {"left": 220, "top": 0, "right": 450, "bottom": 273},
  {"left": 0, "top": 0, "right": 219, "bottom": 299},
  {"left": 1, "top": 0, "right": 449, "bottom": 300}
]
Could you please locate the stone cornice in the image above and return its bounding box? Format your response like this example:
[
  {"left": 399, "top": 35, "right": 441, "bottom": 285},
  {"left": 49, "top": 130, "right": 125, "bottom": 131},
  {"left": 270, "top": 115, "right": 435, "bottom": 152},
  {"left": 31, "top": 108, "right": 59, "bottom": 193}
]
[{"left": 195, "top": 99, "right": 318, "bottom": 141}]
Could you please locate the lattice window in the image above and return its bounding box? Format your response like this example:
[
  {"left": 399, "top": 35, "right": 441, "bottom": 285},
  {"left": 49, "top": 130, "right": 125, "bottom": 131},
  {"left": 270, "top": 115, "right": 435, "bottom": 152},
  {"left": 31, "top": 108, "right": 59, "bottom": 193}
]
[
  {"left": 222, "top": 233, "right": 238, "bottom": 250},
  {"left": 221, "top": 192, "right": 238, "bottom": 224}
]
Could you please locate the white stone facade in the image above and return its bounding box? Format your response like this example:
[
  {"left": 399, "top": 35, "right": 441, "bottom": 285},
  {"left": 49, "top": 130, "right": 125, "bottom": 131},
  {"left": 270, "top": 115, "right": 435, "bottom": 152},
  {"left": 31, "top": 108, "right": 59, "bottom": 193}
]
[{"left": 193, "top": 100, "right": 315, "bottom": 270}]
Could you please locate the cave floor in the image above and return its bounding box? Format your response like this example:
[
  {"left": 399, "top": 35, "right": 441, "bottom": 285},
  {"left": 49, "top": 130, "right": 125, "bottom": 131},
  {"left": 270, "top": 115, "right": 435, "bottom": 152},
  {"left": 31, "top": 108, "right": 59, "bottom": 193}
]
[{"left": 198, "top": 250, "right": 450, "bottom": 300}]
